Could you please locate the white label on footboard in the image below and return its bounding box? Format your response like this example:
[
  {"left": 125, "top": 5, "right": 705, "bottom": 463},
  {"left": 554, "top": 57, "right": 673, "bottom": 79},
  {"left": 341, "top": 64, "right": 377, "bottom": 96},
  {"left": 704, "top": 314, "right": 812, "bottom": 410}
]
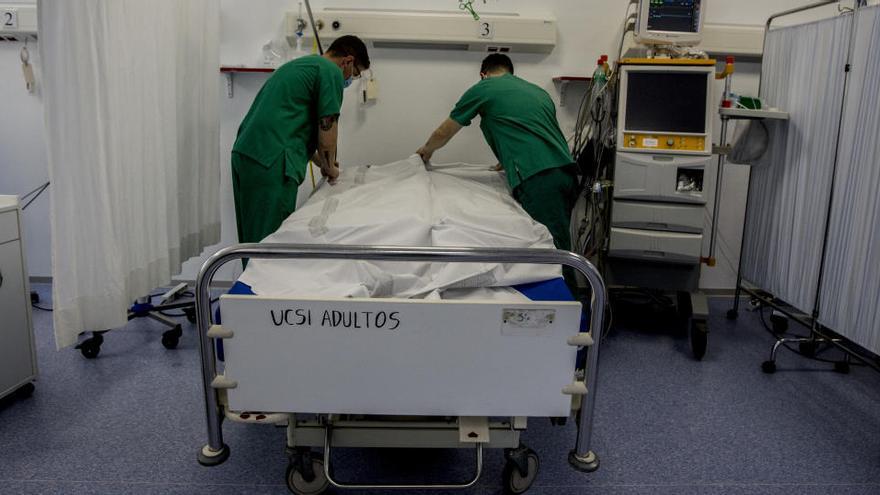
[{"left": 220, "top": 295, "right": 583, "bottom": 417}]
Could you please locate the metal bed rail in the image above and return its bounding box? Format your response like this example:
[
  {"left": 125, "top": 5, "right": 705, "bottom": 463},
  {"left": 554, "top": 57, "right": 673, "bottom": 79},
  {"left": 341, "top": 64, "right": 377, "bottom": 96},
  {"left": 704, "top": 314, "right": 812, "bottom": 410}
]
[{"left": 193, "top": 244, "right": 608, "bottom": 477}]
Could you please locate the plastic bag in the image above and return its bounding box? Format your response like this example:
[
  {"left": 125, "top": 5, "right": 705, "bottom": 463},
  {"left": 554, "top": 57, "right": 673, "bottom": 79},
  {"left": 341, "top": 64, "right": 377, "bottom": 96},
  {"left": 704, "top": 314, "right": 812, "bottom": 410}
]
[{"left": 728, "top": 120, "right": 770, "bottom": 165}]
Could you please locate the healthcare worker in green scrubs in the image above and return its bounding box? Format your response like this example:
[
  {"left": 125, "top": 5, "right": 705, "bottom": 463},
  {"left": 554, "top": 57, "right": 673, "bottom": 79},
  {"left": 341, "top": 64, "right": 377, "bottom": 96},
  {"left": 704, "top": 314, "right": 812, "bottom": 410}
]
[
  {"left": 232, "top": 35, "right": 370, "bottom": 244},
  {"left": 417, "top": 54, "right": 577, "bottom": 251}
]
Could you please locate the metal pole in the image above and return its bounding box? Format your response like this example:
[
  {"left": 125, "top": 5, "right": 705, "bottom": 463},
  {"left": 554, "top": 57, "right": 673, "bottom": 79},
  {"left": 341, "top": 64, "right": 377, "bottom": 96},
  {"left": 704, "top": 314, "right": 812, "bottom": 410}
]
[
  {"left": 303, "top": 0, "right": 324, "bottom": 55},
  {"left": 195, "top": 249, "right": 231, "bottom": 465},
  {"left": 808, "top": 4, "right": 859, "bottom": 323},
  {"left": 766, "top": 0, "right": 841, "bottom": 30},
  {"left": 570, "top": 263, "right": 606, "bottom": 472},
  {"left": 707, "top": 116, "right": 730, "bottom": 263},
  {"left": 194, "top": 244, "right": 608, "bottom": 471}
]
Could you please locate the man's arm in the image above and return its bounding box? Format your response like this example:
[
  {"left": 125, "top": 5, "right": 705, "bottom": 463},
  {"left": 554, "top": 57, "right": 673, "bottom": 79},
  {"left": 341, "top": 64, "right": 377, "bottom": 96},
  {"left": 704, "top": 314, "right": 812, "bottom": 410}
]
[
  {"left": 313, "top": 115, "right": 340, "bottom": 184},
  {"left": 417, "top": 118, "right": 463, "bottom": 164}
]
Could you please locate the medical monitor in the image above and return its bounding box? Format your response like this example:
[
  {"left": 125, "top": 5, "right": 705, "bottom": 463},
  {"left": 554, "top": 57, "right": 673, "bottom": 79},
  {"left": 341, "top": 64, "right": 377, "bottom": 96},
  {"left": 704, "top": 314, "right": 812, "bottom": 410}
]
[
  {"left": 635, "top": 0, "right": 705, "bottom": 46},
  {"left": 617, "top": 64, "right": 714, "bottom": 155}
]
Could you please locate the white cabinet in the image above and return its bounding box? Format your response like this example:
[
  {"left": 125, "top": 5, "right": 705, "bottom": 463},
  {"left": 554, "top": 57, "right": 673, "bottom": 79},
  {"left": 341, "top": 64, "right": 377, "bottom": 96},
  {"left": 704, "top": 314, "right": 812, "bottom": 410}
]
[{"left": 0, "top": 196, "right": 37, "bottom": 400}]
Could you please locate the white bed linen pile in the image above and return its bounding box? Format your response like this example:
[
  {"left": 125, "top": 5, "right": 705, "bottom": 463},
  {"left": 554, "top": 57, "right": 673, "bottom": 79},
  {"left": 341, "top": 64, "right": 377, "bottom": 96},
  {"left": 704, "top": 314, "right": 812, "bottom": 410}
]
[{"left": 238, "top": 155, "right": 561, "bottom": 300}]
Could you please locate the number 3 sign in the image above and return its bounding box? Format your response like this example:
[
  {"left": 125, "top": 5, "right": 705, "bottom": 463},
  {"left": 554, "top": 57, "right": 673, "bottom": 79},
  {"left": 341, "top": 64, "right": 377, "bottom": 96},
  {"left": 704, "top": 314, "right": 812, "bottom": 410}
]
[{"left": 477, "top": 20, "right": 494, "bottom": 39}]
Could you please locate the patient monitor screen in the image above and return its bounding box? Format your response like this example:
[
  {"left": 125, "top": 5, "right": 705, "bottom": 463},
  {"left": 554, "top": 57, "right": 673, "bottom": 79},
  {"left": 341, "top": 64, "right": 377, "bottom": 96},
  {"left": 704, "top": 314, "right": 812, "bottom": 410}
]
[
  {"left": 647, "top": 0, "right": 702, "bottom": 33},
  {"left": 625, "top": 72, "right": 708, "bottom": 134}
]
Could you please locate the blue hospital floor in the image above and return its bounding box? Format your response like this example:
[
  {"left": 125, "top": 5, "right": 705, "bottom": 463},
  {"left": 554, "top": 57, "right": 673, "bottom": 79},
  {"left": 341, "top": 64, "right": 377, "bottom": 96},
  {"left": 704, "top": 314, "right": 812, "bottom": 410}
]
[{"left": 1, "top": 284, "right": 879, "bottom": 494}]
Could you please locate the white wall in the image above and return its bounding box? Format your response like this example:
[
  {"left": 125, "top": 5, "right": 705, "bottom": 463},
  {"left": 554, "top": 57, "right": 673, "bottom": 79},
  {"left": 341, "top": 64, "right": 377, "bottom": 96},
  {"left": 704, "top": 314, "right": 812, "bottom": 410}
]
[
  {"left": 0, "top": 37, "right": 50, "bottom": 278},
  {"left": 1, "top": 0, "right": 833, "bottom": 287}
]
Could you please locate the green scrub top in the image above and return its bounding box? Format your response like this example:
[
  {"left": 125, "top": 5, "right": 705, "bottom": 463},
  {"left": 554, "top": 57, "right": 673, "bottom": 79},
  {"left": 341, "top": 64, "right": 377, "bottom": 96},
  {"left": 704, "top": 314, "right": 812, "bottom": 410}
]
[
  {"left": 233, "top": 55, "right": 344, "bottom": 184},
  {"left": 450, "top": 73, "right": 573, "bottom": 190}
]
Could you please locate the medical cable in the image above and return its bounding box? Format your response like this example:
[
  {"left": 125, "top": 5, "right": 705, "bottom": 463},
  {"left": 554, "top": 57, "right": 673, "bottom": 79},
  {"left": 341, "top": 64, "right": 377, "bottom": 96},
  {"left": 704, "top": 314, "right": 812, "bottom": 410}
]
[{"left": 19, "top": 181, "right": 50, "bottom": 211}]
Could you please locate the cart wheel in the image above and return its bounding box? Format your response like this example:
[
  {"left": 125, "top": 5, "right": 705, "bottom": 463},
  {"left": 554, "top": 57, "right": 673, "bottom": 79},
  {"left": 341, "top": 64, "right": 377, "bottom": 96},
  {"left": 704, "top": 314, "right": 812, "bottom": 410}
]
[
  {"left": 184, "top": 307, "right": 197, "bottom": 324},
  {"left": 286, "top": 458, "right": 329, "bottom": 495},
  {"left": 761, "top": 361, "right": 777, "bottom": 374},
  {"left": 16, "top": 382, "right": 35, "bottom": 399},
  {"left": 162, "top": 326, "right": 182, "bottom": 350},
  {"left": 798, "top": 341, "right": 818, "bottom": 357},
  {"left": 76, "top": 337, "right": 102, "bottom": 359},
  {"left": 690, "top": 320, "right": 708, "bottom": 361},
  {"left": 676, "top": 292, "right": 694, "bottom": 337},
  {"left": 770, "top": 314, "right": 788, "bottom": 334},
  {"left": 726, "top": 309, "right": 738, "bottom": 320},
  {"left": 833, "top": 361, "right": 851, "bottom": 374},
  {"left": 503, "top": 447, "right": 540, "bottom": 494}
]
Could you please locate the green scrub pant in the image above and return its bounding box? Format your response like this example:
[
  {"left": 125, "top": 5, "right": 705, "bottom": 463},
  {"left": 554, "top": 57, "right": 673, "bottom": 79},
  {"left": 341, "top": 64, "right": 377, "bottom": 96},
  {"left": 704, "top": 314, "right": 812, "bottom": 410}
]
[
  {"left": 232, "top": 153, "right": 300, "bottom": 244},
  {"left": 514, "top": 165, "right": 579, "bottom": 292},
  {"left": 513, "top": 165, "right": 578, "bottom": 251}
]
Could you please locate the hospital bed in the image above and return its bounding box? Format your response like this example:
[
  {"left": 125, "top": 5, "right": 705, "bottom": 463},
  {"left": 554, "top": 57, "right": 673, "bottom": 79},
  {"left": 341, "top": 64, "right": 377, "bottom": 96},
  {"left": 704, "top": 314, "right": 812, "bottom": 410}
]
[{"left": 192, "top": 159, "right": 607, "bottom": 494}]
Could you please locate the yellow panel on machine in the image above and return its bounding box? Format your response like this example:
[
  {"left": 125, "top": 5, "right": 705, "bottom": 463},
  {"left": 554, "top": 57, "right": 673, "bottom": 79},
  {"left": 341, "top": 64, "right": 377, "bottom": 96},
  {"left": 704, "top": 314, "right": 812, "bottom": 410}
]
[{"left": 622, "top": 133, "right": 707, "bottom": 152}]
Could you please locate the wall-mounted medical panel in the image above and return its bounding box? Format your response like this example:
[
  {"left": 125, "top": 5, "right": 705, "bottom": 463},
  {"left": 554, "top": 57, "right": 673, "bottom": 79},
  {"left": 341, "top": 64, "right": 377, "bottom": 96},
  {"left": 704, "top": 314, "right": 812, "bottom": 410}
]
[
  {"left": 287, "top": 9, "right": 556, "bottom": 54},
  {"left": 0, "top": 3, "right": 36, "bottom": 41}
]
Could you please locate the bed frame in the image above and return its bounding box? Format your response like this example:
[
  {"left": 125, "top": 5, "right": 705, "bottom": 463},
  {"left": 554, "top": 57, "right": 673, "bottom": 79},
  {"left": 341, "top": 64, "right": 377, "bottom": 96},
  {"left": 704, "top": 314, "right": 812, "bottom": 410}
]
[{"left": 193, "top": 244, "right": 607, "bottom": 494}]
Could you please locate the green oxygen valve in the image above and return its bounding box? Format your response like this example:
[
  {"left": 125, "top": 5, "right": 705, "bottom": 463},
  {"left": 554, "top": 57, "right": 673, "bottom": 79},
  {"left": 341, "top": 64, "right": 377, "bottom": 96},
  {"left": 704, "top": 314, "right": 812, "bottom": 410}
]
[{"left": 459, "top": 0, "right": 481, "bottom": 21}]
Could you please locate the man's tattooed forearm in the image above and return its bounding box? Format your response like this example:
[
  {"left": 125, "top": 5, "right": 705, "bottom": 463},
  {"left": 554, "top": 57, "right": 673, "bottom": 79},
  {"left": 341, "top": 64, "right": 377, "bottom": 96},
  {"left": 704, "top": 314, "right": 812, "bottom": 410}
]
[{"left": 319, "top": 115, "right": 339, "bottom": 131}]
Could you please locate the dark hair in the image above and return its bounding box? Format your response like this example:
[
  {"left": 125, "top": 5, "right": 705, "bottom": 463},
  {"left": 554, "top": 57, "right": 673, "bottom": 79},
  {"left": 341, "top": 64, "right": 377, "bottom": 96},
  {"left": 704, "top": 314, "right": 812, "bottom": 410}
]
[
  {"left": 327, "top": 35, "right": 371, "bottom": 70},
  {"left": 481, "top": 54, "right": 514, "bottom": 75}
]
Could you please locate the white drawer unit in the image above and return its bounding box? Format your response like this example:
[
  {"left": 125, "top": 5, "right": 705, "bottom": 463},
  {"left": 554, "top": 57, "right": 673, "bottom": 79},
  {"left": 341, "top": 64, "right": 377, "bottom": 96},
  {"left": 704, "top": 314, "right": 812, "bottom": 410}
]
[
  {"left": 612, "top": 200, "right": 704, "bottom": 234},
  {"left": 0, "top": 196, "right": 37, "bottom": 401},
  {"left": 613, "top": 152, "right": 711, "bottom": 205},
  {"left": 609, "top": 227, "right": 703, "bottom": 264},
  {"left": 0, "top": 209, "right": 19, "bottom": 244}
]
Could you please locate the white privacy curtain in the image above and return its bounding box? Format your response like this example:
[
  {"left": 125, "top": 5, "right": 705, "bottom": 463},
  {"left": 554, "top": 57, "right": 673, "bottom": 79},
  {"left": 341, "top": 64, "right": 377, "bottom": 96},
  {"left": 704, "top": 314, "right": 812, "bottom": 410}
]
[
  {"left": 741, "top": 15, "right": 852, "bottom": 314},
  {"left": 38, "top": 0, "right": 220, "bottom": 349},
  {"left": 819, "top": 6, "right": 880, "bottom": 355}
]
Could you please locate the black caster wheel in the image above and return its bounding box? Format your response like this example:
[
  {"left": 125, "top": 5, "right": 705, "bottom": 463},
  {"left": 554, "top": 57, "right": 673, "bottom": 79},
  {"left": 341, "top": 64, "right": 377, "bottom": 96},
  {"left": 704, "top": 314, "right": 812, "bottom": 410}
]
[
  {"left": 286, "top": 458, "right": 329, "bottom": 495},
  {"left": 161, "top": 325, "right": 183, "bottom": 350},
  {"left": 503, "top": 446, "right": 540, "bottom": 494},
  {"left": 16, "top": 382, "right": 35, "bottom": 399},
  {"left": 770, "top": 314, "right": 789, "bottom": 334},
  {"left": 76, "top": 335, "right": 103, "bottom": 359},
  {"left": 690, "top": 321, "right": 708, "bottom": 361},
  {"left": 676, "top": 292, "right": 694, "bottom": 337},
  {"left": 799, "top": 341, "right": 818, "bottom": 357},
  {"left": 726, "top": 309, "right": 738, "bottom": 320},
  {"left": 568, "top": 450, "right": 599, "bottom": 473},
  {"left": 834, "top": 361, "right": 851, "bottom": 374},
  {"left": 184, "top": 307, "right": 197, "bottom": 324},
  {"left": 761, "top": 361, "right": 777, "bottom": 374},
  {"left": 550, "top": 417, "right": 567, "bottom": 426}
]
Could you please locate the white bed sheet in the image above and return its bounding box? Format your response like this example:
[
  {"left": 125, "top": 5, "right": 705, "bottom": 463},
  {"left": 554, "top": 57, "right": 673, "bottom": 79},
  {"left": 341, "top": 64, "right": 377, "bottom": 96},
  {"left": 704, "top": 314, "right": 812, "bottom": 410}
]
[{"left": 238, "top": 155, "right": 561, "bottom": 300}]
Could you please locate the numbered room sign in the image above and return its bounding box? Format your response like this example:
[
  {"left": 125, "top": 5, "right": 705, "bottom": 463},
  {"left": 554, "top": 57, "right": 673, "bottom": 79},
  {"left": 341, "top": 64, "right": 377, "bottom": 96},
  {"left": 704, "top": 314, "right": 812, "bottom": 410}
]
[
  {"left": 2, "top": 9, "right": 18, "bottom": 30},
  {"left": 477, "top": 20, "right": 495, "bottom": 39}
]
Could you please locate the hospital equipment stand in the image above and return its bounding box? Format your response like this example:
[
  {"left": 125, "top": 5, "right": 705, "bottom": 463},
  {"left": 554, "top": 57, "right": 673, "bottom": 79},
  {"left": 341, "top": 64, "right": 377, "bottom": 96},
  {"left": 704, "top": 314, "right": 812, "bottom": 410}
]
[{"left": 75, "top": 286, "right": 198, "bottom": 359}]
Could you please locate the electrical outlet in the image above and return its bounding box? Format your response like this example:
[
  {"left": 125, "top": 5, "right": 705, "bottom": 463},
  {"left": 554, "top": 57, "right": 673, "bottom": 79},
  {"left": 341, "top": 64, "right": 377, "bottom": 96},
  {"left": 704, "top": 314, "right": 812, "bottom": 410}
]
[{"left": 365, "top": 78, "right": 379, "bottom": 101}]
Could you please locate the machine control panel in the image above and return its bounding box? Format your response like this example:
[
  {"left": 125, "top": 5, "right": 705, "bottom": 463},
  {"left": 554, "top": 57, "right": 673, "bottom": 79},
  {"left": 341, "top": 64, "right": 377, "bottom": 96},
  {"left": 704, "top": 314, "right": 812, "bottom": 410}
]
[{"left": 623, "top": 133, "right": 706, "bottom": 152}]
